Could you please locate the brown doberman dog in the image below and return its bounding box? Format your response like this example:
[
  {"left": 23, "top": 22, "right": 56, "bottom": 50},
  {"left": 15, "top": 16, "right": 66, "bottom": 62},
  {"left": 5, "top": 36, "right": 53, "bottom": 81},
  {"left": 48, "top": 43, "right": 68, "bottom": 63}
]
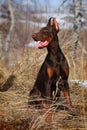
[{"left": 29, "top": 17, "right": 72, "bottom": 109}]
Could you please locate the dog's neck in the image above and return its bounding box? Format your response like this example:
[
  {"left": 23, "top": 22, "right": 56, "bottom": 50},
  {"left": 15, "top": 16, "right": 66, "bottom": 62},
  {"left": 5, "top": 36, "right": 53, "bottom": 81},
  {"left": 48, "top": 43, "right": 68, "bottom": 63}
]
[{"left": 47, "top": 36, "right": 62, "bottom": 55}]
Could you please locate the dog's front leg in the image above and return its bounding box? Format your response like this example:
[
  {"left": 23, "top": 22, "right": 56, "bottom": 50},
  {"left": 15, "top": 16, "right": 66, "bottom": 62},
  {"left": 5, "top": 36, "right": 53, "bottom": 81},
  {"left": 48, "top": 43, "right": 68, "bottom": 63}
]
[
  {"left": 63, "top": 89, "right": 72, "bottom": 109},
  {"left": 42, "top": 67, "right": 54, "bottom": 108},
  {"left": 42, "top": 78, "right": 52, "bottom": 108},
  {"left": 62, "top": 81, "right": 72, "bottom": 109},
  {"left": 46, "top": 79, "right": 52, "bottom": 99},
  {"left": 46, "top": 67, "right": 55, "bottom": 101}
]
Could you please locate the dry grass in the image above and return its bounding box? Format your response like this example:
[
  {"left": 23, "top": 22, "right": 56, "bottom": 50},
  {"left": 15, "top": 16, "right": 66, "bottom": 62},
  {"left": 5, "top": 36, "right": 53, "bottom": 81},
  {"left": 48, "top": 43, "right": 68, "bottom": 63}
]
[
  {"left": 0, "top": 29, "right": 87, "bottom": 129},
  {"left": 0, "top": 82, "right": 87, "bottom": 130},
  {"left": 0, "top": 47, "right": 87, "bottom": 130},
  {"left": 58, "top": 29, "right": 87, "bottom": 79}
]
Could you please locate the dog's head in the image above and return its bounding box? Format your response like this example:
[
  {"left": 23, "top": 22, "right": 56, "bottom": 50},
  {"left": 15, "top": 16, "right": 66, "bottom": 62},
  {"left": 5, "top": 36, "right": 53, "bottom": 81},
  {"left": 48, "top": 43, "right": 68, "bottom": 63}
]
[{"left": 32, "top": 17, "right": 59, "bottom": 49}]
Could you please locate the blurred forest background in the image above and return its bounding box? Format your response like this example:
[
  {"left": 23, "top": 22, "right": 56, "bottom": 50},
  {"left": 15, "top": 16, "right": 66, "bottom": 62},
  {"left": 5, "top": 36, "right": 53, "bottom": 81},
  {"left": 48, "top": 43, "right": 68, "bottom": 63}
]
[
  {"left": 0, "top": 0, "right": 87, "bottom": 130},
  {"left": 0, "top": 0, "right": 87, "bottom": 79}
]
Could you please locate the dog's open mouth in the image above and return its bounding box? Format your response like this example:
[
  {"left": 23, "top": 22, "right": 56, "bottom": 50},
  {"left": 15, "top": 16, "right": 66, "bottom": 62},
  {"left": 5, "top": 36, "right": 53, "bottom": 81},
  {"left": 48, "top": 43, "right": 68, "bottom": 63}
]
[{"left": 36, "top": 41, "right": 49, "bottom": 48}]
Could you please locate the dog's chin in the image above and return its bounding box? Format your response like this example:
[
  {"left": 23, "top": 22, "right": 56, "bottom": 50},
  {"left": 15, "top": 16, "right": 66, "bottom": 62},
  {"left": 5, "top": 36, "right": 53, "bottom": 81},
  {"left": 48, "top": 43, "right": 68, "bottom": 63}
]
[{"left": 36, "top": 41, "right": 49, "bottom": 49}]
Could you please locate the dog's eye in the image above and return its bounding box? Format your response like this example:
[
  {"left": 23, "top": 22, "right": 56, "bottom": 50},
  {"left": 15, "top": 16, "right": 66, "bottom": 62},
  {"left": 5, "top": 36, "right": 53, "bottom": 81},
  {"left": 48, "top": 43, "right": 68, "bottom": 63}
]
[
  {"left": 41, "top": 30, "right": 50, "bottom": 35},
  {"left": 43, "top": 31, "right": 49, "bottom": 35}
]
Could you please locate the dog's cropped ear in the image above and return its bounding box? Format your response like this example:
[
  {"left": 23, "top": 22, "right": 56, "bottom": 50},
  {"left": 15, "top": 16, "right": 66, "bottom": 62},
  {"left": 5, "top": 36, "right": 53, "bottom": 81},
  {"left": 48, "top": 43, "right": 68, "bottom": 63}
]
[
  {"left": 53, "top": 18, "right": 59, "bottom": 33},
  {"left": 47, "top": 17, "right": 54, "bottom": 26},
  {"left": 47, "top": 17, "right": 59, "bottom": 33}
]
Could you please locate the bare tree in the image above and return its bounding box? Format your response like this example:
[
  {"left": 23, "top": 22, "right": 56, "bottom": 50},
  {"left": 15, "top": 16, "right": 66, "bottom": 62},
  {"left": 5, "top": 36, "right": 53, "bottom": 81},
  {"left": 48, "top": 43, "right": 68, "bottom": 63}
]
[{"left": 5, "top": 0, "right": 14, "bottom": 52}]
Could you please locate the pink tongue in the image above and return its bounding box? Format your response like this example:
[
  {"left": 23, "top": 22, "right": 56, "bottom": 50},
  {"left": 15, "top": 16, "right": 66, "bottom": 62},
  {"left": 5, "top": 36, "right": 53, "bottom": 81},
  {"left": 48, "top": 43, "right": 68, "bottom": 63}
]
[{"left": 36, "top": 41, "right": 49, "bottom": 48}]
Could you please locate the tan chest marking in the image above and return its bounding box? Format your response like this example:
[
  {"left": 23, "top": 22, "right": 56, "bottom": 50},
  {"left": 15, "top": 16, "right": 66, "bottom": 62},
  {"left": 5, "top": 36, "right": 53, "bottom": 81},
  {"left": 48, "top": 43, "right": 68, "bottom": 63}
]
[{"left": 47, "top": 67, "right": 55, "bottom": 78}]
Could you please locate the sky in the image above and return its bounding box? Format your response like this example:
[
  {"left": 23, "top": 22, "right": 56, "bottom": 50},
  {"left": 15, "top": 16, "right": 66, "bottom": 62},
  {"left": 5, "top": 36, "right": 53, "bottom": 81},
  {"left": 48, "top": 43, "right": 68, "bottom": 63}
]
[
  {"left": 49, "top": 0, "right": 64, "bottom": 7},
  {"left": 40, "top": 0, "right": 62, "bottom": 8},
  {"left": 22, "top": 0, "right": 69, "bottom": 9},
  {"left": 25, "top": 0, "right": 71, "bottom": 12}
]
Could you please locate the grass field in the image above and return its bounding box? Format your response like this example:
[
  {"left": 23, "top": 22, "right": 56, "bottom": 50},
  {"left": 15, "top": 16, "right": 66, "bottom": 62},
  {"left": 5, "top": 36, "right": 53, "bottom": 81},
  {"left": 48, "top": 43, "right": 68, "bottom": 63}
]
[{"left": 0, "top": 47, "right": 87, "bottom": 130}]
